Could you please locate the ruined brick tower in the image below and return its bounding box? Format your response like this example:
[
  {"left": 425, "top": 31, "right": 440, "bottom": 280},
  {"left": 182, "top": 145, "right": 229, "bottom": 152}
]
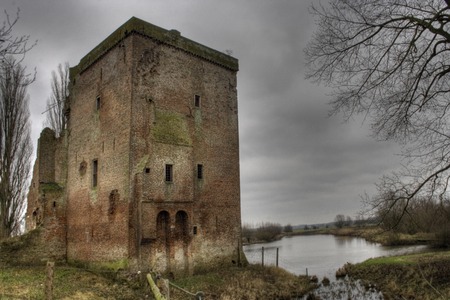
[{"left": 26, "top": 17, "right": 241, "bottom": 273}]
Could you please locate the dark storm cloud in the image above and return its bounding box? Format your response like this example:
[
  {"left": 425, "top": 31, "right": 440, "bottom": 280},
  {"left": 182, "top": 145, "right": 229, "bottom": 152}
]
[{"left": 3, "top": 0, "right": 401, "bottom": 225}]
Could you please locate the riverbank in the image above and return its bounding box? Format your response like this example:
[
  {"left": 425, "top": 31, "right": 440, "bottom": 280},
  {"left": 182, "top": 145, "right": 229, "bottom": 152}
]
[
  {"left": 344, "top": 250, "right": 450, "bottom": 299},
  {"left": 284, "top": 225, "right": 437, "bottom": 246}
]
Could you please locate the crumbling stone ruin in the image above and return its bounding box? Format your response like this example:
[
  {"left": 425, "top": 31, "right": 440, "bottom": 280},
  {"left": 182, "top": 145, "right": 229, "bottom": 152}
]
[{"left": 26, "top": 17, "right": 241, "bottom": 274}]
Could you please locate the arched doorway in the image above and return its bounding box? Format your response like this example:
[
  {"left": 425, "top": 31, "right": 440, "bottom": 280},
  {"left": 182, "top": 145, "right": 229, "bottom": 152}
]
[
  {"left": 156, "top": 211, "right": 170, "bottom": 269},
  {"left": 175, "top": 210, "right": 189, "bottom": 240},
  {"left": 175, "top": 210, "right": 190, "bottom": 272}
]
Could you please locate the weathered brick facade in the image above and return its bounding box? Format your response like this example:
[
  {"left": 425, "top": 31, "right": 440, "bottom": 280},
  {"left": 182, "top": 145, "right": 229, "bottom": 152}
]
[{"left": 26, "top": 17, "right": 241, "bottom": 274}]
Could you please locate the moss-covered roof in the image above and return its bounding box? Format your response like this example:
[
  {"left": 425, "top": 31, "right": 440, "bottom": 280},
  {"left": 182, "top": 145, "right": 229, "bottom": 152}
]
[{"left": 71, "top": 17, "right": 238, "bottom": 77}]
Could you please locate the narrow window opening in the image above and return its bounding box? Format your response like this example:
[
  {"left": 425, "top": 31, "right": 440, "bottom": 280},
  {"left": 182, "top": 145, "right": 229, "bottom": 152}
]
[
  {"left": 145, "top": 168, "right": 150, "bottom": 174},
  {"left": 109, "top": 189, "right": 119, "bottom": 215},
  {"left": 197, "top": 164, "right": 203, "bottom": 179},
  {"left": 96, "top": 96, "right": 101, "bottom": 110},
  {"left": 102, "top": 141, "right": 104, "bottom": 153},
  {"left": 93, "top": 159, "right": 98, "bottom": 187},
  {"left": 193, "top": 226, "right": 198, "bottom": 235},
  {"left": 165, "top": 164, "right": 173, "bottom": 182},
  {"left": 53, "top": 201, "right": 56, "bottom": 208},
  {"left": 113, "top": 138, "right": 115, "bottom": 150},
  {"left": 194, "top": 95, "right": 201, "bottom": 107}
]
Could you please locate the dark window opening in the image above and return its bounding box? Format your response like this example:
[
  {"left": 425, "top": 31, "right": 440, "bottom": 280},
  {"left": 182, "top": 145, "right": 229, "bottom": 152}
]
[
  {"left": 96, "top": 96, "right": 101, "bottom": 110},
  {"left": 109, "top": 189, "right": 119, "bottom": 215},
  {"left": 194, "top": 95, "right": 201, "bottom": 107},
  {"left": 93, "top": 159, "right": 98, "bottom": 187},
  {"left": 53, "top": 201, "right": 56, "bottom": 208},
  {"left": 141, "top": 238, "right": 152, "bottom": 245},
  {"left": 156, "top": 211, "right": 170, "bottom": 248},
  {"left": 145, "top": 168, "right": 150, "bottom": 174},
  {"left": 165, "top": 164, "right": 173, "bottom": 182},
  {"left": 193, "top": 226, "right": 198, "bottom": 235},
  {"left": 175, "top": 211, "right": 189, "bottom": 239},
  {"left": 197, "top": 164, "right": 203, "bottom": 179}
]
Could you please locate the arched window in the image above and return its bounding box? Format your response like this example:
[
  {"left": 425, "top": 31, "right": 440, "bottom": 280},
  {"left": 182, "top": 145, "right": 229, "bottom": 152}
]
[{"left": 156, "top": 211, "right": 170, "bottom": 239}]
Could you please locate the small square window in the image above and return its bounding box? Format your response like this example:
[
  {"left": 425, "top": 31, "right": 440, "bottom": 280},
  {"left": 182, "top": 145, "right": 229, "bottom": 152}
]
[
  {"left": 165, "top": 164, "right": 173, "bottom": 182},
  {"left": 145, "top": 168, "right": 150, "bottom": 174},
  {"left": 194, "top": 95, "right": 201, "bottom": 107},
  {"left": 197, "top": 164, "right": 203, "bottom": 179}
]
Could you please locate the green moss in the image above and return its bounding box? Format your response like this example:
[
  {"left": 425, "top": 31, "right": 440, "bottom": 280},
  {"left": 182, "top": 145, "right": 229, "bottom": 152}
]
[
  {"left": 0, "top": 228, "right": 41, "bottom": 252},
  {"left": 89, "top": 189, "right": 98, "bottom": 204},
  {"left": 40, "top": 182, "right": 63, "bottom": 193},
  {"left": 152, "top": 110, "right": 191, "bottom": 146},
  {"left": 91, "top": 259, "right": 129, "bottom": 272},
  {"left": 358, "top": 255, "right": 415, "bottom": 266},
  {"left": 134, "top": 155, "right": 149, "bottom": 175}
]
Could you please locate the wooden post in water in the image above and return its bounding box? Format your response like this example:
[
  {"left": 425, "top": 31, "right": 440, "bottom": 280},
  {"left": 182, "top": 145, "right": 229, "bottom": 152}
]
[
  {"left": 45, "top": 261, "right": 54, "bottom": 300},
  {"left": 276, "top": 248, "right": 279, "bottom": 267},
  {"left": 261, "top": 247, "right": 264, "bottom": 266}
]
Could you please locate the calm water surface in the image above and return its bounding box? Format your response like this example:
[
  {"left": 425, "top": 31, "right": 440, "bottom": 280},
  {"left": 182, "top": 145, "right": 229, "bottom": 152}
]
[{"left": 243, "top": 234, "right": 427, "bottom": 280}]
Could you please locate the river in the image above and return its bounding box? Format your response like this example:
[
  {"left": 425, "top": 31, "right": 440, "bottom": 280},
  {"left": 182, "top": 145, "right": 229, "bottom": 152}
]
[
  {"left": 243, "top": 234, "right": 427, "bottom": 280},
  {"left": 243, "top": 234, "right": 428, "bottom": 299}
]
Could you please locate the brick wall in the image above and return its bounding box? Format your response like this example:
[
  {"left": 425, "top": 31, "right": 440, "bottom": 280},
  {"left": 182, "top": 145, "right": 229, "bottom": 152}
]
[
  {"left": 130, "top": 33, "right": 241, "bottom": 273},
  {"left": 25, "top": 128, "right": 67, "bottom": 261},
  {"left": 26, "top": 18, "right": 241, "bottom": 273},
  {"left": 65, "top": 36, "right": 133, "bottom": 263}
]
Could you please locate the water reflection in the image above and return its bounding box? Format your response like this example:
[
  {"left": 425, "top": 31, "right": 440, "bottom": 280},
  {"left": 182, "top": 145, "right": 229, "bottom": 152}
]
[
  {"left": 243, "top": 234, "right": 427, "bottom": 280},
  {"left": 301, "top": 278, "right": 384, "bottom": 300}
]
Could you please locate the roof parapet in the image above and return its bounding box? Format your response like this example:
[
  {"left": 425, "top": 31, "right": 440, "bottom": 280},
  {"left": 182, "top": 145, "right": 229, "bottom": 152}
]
[{"left": 71, "top": 17, "right": 238, "bottom": 78}]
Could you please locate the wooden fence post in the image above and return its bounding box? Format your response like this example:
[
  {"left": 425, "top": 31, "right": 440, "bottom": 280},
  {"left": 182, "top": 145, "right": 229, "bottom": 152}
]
[
  {"left": 45, "top": 261, "right": 54, "bottom": 300},
  {"left": 276, "top": 248, "right": 279, "bottom": 267},
  {"left": 261, "top": 247, "right": 264, "bottom": 266}
]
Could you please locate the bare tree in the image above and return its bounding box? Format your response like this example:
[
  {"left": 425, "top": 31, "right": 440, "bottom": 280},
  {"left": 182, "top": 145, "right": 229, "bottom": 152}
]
[
  {"left": 306, "top": 0, "right": 450, "bottom": 226},
  {"left": 0, "top": 9, "right": 36, "bottom": 64},
  {"left": 0, "top": 57, "right": 33, "bottom": 239},
  {"left": 334, "top": 214, "right": 346, "bottom": 228},
  {"left": 44, "top": 63, "right": 69, "bottom": 137}
]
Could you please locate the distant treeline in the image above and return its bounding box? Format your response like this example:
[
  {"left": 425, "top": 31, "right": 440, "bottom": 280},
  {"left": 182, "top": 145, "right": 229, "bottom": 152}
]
[
  {"left": 376, "top": 196, "right": 450, "bottom": 247},
  {"left": 242, "top": 222, "right": 291, "bottom": 243}
]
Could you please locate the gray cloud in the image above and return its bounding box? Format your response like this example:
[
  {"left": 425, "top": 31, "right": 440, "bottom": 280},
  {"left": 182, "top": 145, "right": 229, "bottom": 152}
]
[{"left": 4, "top": 0, "right": 401, "bottom": 225}]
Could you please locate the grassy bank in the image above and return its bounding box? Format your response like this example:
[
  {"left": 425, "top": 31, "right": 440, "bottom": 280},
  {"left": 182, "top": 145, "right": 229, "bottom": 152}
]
[
  {"left": 287, "top": 225, "right": 436, "bottom": 246},
  {"left": 171, "top": 265, "right": 316, "bottom": 299},
  {"left": 345, "top": 250, "right": 450, "bottom": 299},
  {"left": 0, "top": 264, "right": 148, "bottom": 299},
  {"left": 0, "top": 263, "right": 316, "bottom": 299}
]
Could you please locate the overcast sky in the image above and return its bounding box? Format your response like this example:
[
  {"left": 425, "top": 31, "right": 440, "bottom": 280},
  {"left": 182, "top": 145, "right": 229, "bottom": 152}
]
[{"left": 4, "top": 0, "right": 402, "bottom": 225}]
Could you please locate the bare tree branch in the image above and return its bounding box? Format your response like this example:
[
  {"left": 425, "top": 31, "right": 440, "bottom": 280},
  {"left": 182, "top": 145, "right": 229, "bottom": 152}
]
[
  {"left": 0, "top": 57, "right": 32, "bottom": 239},
  {"left": 306, "top": 0, "right": 450, "bottom": 228},
  {"left": 44, "top": 62, "right": 69, "bottom": 137},
  {"left": 0, "top": 9, "right": 36, "bottom": 65}
]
